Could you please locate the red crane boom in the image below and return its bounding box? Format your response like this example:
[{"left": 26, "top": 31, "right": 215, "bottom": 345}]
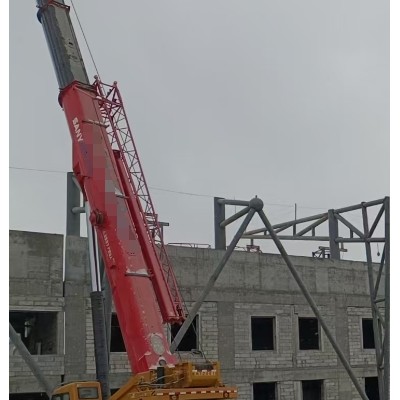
[
  {"left": 36, "top": 0, "right": 184, "bottom": 373},
  {"left": 60, "top": 78, "right": 182, "bottom": 371},
  {"left": 36, "top": 1, "right": 237, "bottom": 399}
]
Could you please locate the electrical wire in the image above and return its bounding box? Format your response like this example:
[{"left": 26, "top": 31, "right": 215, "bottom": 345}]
[
  {"left": 8, "top": 166, "right": 331, "bottom": 210},
  {"left": 9, "top": 166, "right": 214, "bottom": 197},
  {"left": 10, "top": 166, "right": 66, "bottom": 174}
]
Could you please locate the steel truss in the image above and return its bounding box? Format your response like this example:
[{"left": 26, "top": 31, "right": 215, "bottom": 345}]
[{"left": 211, "top": 197, "right": 389, "bottom": 400}]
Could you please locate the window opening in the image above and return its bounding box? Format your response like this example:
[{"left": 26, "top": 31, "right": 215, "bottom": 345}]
[
  {"left": 253, "top": 382, "right": 276, "bottom": 400},
  {"left": 9, "top": 311, "right": 58, "bottom": 355},
  {"left": 301, "top": 380, "right": 323, "bottom": 400},
  {"left": 362, "top": 319, "right": 375, "bottom": 349},
  {"left": 171, "top": 315, "right": 198, "bottom": 352},
  {"left": 298, "top": 317, "right": 320, "bottom": 350},
  {"left": 251, "top": 317, "right": 275, "bottom": 350},
  {"left": 365, "top": 377, "right": 380, "bottom": 400},
  {"left": 111, "top": 313, "right": 126, "bottom": 352}
]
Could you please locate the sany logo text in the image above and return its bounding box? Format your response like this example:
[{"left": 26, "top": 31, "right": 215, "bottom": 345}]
[{"left": 72, "top": 117, "right": 83, "bottom": 142}]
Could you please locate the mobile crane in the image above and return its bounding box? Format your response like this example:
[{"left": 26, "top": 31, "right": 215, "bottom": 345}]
[{"left": 35, "top": 1, "right": 238, "bottom": 400}]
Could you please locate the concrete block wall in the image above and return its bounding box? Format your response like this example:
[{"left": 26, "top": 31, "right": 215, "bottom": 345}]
[
  {"left": 233, "top": 302, "right": 337, "bottom": 370},
  {"left": 324, "top": 379, "right": 339, "bottom": 400},
  {"left": 293, "top": 304, "right": 337, "bottom": 368},
  {"left": 9, "top": 231, "right": 383, "bottom": 400},
  {"left": 63, "top": 235, "right": 91, "bottom": 383},
  {"left": 279, "top": 381, "right": 295, "bottom": 400},
  {"left": 109, "top": 353, "right": 131, "bottom": 375},
  {"left": 234, "top": 303, "right": 293, "bottom": 369},
  {"left": 192, "top": 301, "right": 219, "bottom": 360},
  {"left": 348, "top": 306, "right": 381, "bottom": 367},
  {"left": 9, "top": 231, "right": 65, "bottom": 393},
  {"left": 9, "top": 231, "right": 64, "bottom": 308},
  {"left": 167, "top": 245, "right": 382, "bottom": 400},
  {"left": 236, "top": 384, "right": 251, "bottom": 400},
  {"left": 9, "top": 355, "right": 65, "bottom": 393}
]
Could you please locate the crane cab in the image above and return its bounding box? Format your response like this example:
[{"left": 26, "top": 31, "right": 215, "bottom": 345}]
[{"left": 51, "top": 382, "right": 102, "bottom": 400}]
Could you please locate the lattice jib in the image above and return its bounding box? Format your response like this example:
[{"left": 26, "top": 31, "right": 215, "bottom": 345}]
[{"left": 93, "top": 78, "right": 183, "bottom": 316}]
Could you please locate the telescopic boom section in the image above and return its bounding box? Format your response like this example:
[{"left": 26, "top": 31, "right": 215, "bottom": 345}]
[{"left": 37, "top": 0, "right": 184, "bottom": 373}]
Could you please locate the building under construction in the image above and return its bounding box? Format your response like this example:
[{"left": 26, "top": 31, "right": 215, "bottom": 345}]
[
  {"left": 9, "top": 2, "right": 389, "bottom": 400},
  {"left": 9, "top": 226, "right": 385, "bottom": 400}
]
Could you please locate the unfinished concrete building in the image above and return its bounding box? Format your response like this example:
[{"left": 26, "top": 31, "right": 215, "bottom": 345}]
[{"left": 9, "top": 230, "right": 382, "bottom": 400}]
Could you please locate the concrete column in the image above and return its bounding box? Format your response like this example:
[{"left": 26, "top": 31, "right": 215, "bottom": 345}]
[
  {"left": 214, "top": 197, "right": 226, "bottom": 250},
  {"left": 64, "top": 235, "right": 89, "bottom": 381},
  {"left": 335, "top": 295, "right": 353, "bottom": 399},
  {"left": 217, "top": 302, "right": 235, "bottom": 369}
]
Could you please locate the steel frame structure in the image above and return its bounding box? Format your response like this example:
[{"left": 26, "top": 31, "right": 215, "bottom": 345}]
[
  {"left": 213, "top": 197, "right": 389, "bottom": 400},
  {"left": 66, "top": 190, "right": 389, "bottom": 399}
]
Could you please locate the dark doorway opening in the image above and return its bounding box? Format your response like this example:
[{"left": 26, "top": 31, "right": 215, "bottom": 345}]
[
  {"left": 253, "top": 382, "right": 276, "bottom": 400},
  {"left": 365, "top": 377, "right": 380, "bottom": 400},
  {"left": 301, "top": 380, "right": 323, "bottom": 400}
]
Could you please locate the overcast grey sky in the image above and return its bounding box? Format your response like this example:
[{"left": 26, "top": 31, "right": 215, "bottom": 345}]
[{"left": 9, "top": 1, "right": 389, "bottom": 261}]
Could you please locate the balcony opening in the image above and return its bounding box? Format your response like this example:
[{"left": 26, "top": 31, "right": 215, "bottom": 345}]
[
  {"left": 302, "top": 380, "right": 323, "bottom": 400},
  {"left": 362, "top": 319, "right": 375, "bottom": 349},
  {"left": 9, "top": 311, "right": 58, "bottom": 355},
  {"left": 251, "top": 317, "right": 275, "bottom": 350},
  {"left": 298, "top": 317, "right": 320, "bottom": 350},
  {"left": 111, "top": 313, "right": 126, "bottom": 352},
  {"left": 171, "top": 315, "right": 198, "bottom": 352},
  {"left": 253, "top": 382, "right": 276, "bottom": 400}
]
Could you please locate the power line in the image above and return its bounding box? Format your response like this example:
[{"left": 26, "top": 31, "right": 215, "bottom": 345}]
[
  {"left": 149, "top": 186, "right": 213, "bottom": 198},
  {"left": 8, "top": 165, "right": 328, "bottom": 210},
  {"left": 10, "top": 166, "right": 66, "bottom": 174},
  {"left": 9, "top": 166, "right": 213, "bottom": 197}
]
